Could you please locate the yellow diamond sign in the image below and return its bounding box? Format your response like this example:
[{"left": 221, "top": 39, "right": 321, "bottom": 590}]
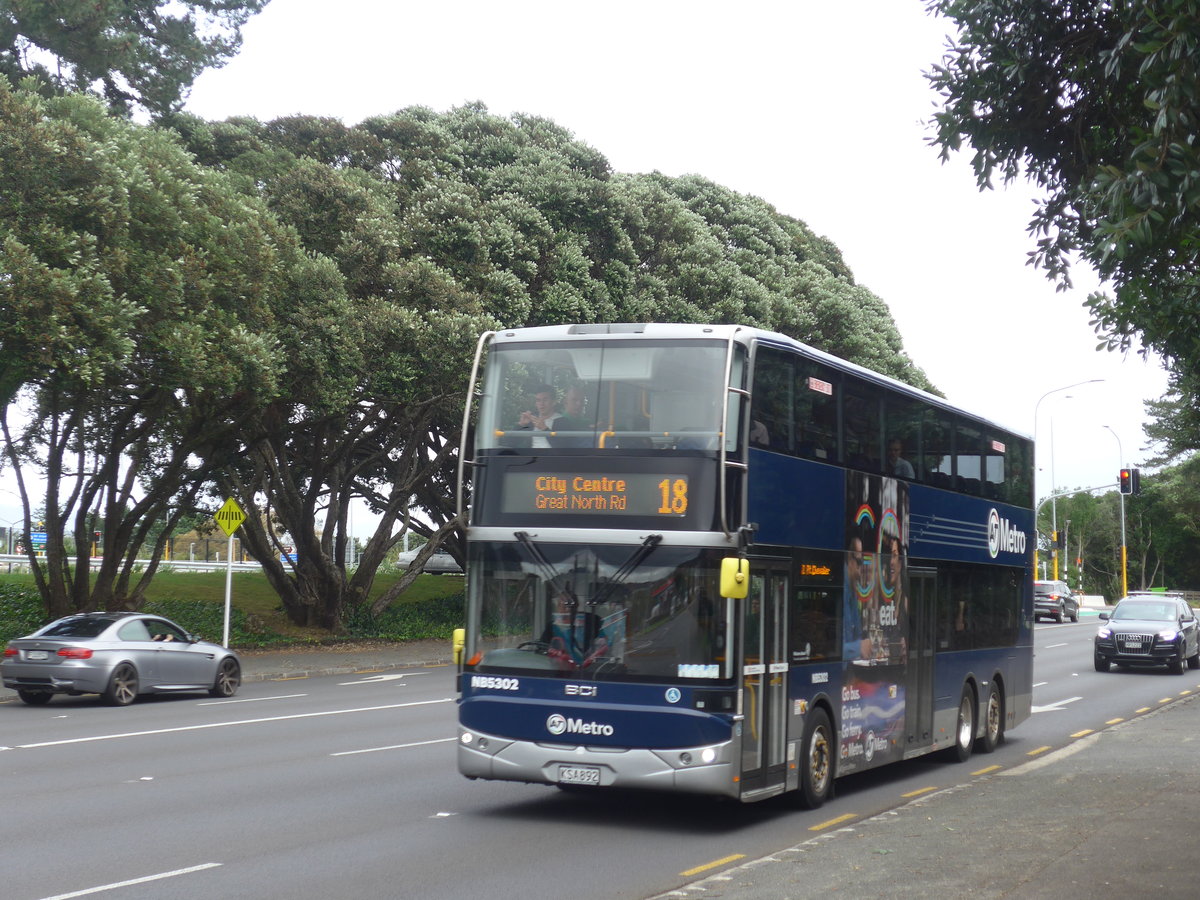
[{"left": 214, "top": 498, "right": 246, "bottom": 537}]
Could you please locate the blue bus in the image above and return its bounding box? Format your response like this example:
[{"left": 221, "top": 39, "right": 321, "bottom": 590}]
[{"left": 455, "top": 323, "right": 1033, "bottom": 806}]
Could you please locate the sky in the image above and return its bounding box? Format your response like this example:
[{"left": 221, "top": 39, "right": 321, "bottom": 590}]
[{"left": 0, "top": 0, "right": 1172, "bottom": 531}]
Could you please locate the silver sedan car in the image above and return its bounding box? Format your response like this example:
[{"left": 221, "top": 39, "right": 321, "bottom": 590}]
[{"left": 2, "top": 612, "right": 241, "bottom": 706}]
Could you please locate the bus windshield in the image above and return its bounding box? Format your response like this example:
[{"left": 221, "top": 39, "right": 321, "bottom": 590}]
[
  {"left": 476, "top": 339, "right": 738, "bottom": 451},
  {"left": 466, "top": 540, "right": 732, "bottom": 682}
]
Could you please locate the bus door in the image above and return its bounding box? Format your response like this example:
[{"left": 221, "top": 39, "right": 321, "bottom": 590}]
[
  {"left": 739, "top": 566, "right": 789, "bottom": 797},
  {"left": 905, "top": 567, "right": 937, "bottom": 754}
]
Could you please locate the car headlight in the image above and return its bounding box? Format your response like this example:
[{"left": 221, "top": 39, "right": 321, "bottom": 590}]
[
  {"left": 1096, "top": 627, "right": 1111, "bottom": 639},
  {"left": 1158, "top": 629, "right": 1179, "bottom": 642}
]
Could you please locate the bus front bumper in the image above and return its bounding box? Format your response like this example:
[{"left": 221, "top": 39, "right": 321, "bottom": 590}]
[{"left": 457, "top": 726, "right": 739, "bottom": 798}]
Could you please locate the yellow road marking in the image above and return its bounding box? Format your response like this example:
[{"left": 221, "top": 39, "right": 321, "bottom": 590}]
[
  {"left": 680, "top": 854, "right": 746, "bottom": 877},
  {"left": 1105, "top": 718, "right": 1124, "bottom": 725},
  {"left": 1135, "top": 707, "right": 1152, "bottom": 714},
  {"left": 809, "top": 813, "right": 858, "bottom": 831},
  {"left": 1027, "top": 745, "right": 1052, "bottom": 757},
  {"left": 972, "top": 764, "right": 1002, "bottom": 775},
  {"left": 1071, "top": 729, "right": 1094, "bottom": 738},
  {"left": 901, "top": 786, "right": 937, "bottom": 798},
  {"left": 1159, "top": 698, "right": 1172, "bottom": 704}
]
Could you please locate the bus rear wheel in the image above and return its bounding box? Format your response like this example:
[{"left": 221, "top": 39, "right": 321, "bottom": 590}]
[
  {"left": 797, "top": 707, "right": 834, "bottom": 809},
  {"left": 975, "top": 683, "right": 1004, "bottom": 754}
]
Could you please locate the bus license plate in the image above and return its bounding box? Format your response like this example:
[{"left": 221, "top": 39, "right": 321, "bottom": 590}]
[{"left": 559, "top": 765, "right": 600, "bottom": 786}]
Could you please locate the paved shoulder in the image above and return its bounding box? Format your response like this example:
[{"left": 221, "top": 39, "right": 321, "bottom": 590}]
[{"left": 654, "top": 695, "right": 1200, "bottom": 900}]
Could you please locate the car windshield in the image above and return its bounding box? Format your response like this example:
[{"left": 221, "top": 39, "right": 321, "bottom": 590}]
[
  {"left": 39, "top": 618, "right": 115, "bottom": 638},
  {"left": 1112, "top": 601, "right": 1174, "bottom": 622}
]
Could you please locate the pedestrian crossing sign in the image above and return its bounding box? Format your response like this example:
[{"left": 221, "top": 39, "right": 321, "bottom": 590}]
[{"left": 215, "top": 498, "right": 246, "bottom": 537}]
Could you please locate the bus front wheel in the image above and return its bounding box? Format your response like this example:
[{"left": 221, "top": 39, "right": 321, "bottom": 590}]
[
  {"left": 945, "top": 685, "right": 976, "bottom": 763},
  {"left": 797, "top": 707, "right": 834, "bottom": 809}
]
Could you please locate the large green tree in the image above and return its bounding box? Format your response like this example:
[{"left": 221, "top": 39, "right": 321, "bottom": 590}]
[
  {"left": 167, "top": 103, "right": 933, "bottom": 629},
  {"left": 925, "top": 0, "right": 1200, "bottom": 451},
  {"left": 0, "top": 0, "right": 269, "bottom": 117},
  {"left": 0, "top": 79, "right": 297, "bottom": 617}
]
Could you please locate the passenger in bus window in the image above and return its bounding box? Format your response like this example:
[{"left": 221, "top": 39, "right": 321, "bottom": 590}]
[
  {"left": 516, "top": 384, "right": 560, "bottom": 448},
  {"left": 549, "top": 384, "right": 590, "bottom": 447},
  {"left": 886, "top": 438, "right": 915, "bottom": 479}
]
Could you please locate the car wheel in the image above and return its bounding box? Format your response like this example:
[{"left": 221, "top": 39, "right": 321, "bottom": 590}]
[
  {"left": 976, "top": 683, "right": 1004, "bottom": 753},
  {"left": 1094, "top": 652, "right": 1110, "bottom": 672},
  {"left": 796, "top": 707, "right": 834, "bottom": 809},
  {"left": 209, "top": 657, "right": 241, "bottom": 698},
  {"left": 1169, "top": 652, "right": 1186, "bottom": 675},
  {"left": 944, "top": 685, "right": 976, "bottom": 763},
  {"left": 1070, "top": 609, "right": 1078, "bottom": 623},
  {"left": 1055, "top": 605, "right": 1064, "bottom": 624},
  {"left": 17, "top": 689, "right": 53, "bottom": 705},
  {"left": 102, "top": 662, "right": 139, "bottom": 705}
]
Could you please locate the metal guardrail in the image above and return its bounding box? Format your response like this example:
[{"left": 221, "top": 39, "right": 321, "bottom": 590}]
[{"left": 0, "top": 554, "right": 264, "bottom": 573}]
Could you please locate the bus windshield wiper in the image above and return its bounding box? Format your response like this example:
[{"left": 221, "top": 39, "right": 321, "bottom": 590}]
[
  {"left": 513, "top": 531, "right": 580, "bottom": 609},
  {"left": 590, "top": 534, "right": 662, "bottom": 607}
]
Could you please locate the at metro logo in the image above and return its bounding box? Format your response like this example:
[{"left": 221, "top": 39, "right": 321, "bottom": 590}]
[
  {"left": 987, "top": 508, "right": 1027, "bottom": 558},
  {"left": 546, "top": 713, "right": 614, "bottom": 736}
]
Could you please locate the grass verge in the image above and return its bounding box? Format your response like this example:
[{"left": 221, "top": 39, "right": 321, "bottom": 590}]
[{"left": 0, "top": 571, "right": 464, "bottom": 649}]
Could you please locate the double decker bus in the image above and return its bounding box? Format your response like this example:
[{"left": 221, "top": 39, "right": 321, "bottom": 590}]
[{"left": 454, "top": 323, "right": 1033, "bottom": 806}]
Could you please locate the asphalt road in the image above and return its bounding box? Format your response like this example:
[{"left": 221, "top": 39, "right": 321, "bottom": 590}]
[{"left": 2, "top": 617, "right": 1196, "bottom": 899}]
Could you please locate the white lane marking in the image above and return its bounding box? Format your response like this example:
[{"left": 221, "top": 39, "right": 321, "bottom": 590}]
[
  {"left": 1045, "top": 642, "right": 1069, "bottom": 649},
  {"left": 339, "top": 673, "right": 427, "bottom": 685},
  {"left": 1031, "top": 696, "right": 1082, "bottom": 713},
  {"left": 38, "top": 863, "right": 222, "bottom": 899},
  {"left": 331, "top": 736, "right": 456, "bottom": 756},
  {"left": 1032, "top": 681, "right": 1048, "bottom": 688},
  {"left": 18, "top": 698, "right": 455, "bottom": 749},
  {"left": 199, "top": 693, "right": 308, "bottom": 705}
]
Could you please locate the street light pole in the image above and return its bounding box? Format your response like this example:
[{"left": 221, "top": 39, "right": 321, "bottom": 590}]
[
  {"left": 1033, "top": 379, "right": 1103, "bottom": 580},
  {"left": 1103, "top": 425, "right": 1128, "bottom": 599}
]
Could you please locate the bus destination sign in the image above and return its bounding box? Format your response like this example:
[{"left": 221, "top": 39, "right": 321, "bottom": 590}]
[{"left": 503, "top": 472, "right": 689, "bottom": 517}]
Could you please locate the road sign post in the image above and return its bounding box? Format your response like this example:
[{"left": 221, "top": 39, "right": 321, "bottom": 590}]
[{"left": 214, "top": 498, "right": 247, "bottom": 647}]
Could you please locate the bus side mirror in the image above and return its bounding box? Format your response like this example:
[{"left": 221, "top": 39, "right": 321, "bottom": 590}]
[
  {"left": 452, "top": 627, "right": 465, "bottom": 665},
  {"left": 720, "top": 557, "right": 750, "bottom": 599}
]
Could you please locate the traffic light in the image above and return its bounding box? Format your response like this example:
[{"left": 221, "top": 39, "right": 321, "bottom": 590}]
[
  {"left": 1119, "top": 468, "right": 1142, "bottom": 495},
  {"left": 1051, "top": 530, "right": 1065, "bottom": 549}
]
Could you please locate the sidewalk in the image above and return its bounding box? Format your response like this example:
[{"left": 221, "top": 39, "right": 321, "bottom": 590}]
[
  {"left": 237, "top": 638, "right": 455, "bottom": 681},
  {"left": 655, "top": 692, "right": 1200, "bottom": 899}
]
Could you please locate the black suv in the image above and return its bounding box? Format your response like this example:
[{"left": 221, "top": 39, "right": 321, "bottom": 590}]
[
  {"left": 1034, "top": 580, "right": 1079, "bottom": 623},
  {"left": 1095, "top": 595, "right": 1200, "bottom": 674}
]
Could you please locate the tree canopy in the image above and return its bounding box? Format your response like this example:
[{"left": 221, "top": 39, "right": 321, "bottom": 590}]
[
  {"left": 163, "top": 103, "right": 935, "bottom": 627},
  {"left": 925, "top": 0, "right": 1200, "bottom": 454},
  {"left": 0, "top": 0, "right": 269, "bottom": 117},
  {"left": 4, "top": 84, "right": 932, "bottom": 627},
  {"left": 0, "top": 79, "right": 301, "bottom": 616}
]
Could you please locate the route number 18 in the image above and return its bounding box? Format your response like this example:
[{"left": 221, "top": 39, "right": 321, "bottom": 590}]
[{"left": 657, "top": 478, "right": 688, "bottom": 515}]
